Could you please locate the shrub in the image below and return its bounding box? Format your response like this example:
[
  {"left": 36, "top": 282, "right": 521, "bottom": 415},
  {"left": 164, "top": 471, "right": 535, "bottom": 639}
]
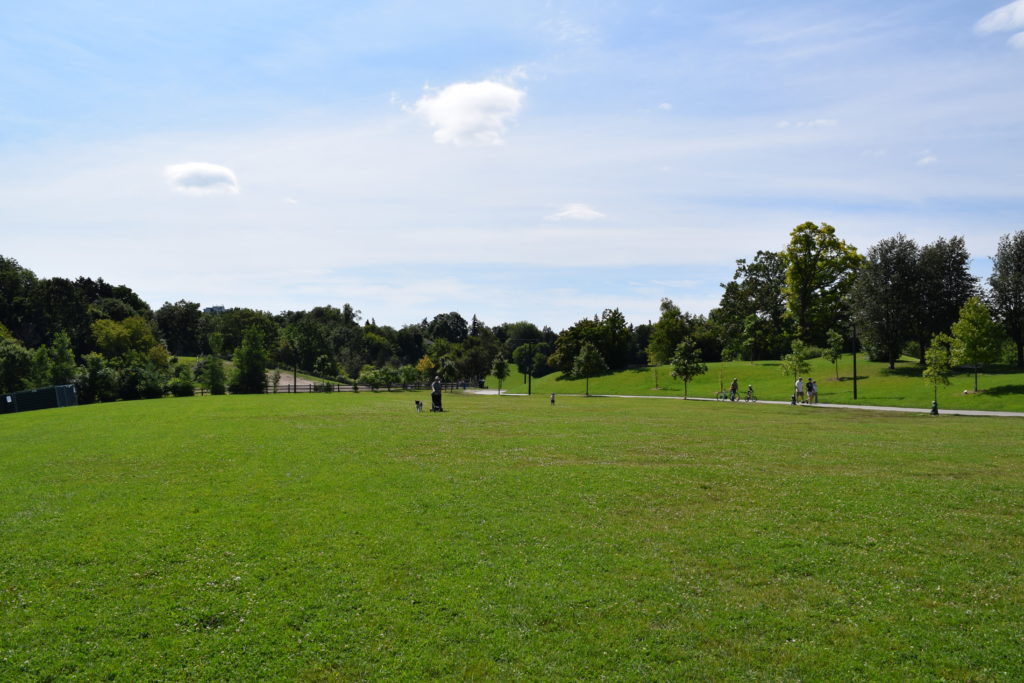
[{"left": 167, "top": 376, "right": 195, "bottom": 397}]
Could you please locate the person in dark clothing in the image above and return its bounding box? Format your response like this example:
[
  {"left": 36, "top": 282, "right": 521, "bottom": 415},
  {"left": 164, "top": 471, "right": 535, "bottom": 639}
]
[{"left": 430, "top": 375, "right": 443, "bottom": 412}]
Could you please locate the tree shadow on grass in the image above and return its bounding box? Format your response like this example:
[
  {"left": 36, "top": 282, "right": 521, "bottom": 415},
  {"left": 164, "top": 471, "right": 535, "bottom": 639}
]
[
  {"left": 980, "top": 384, "right": 1024, "bottom": 397},
  {"left": 879, "top": 362, "right": 923, "bottom": 378}
]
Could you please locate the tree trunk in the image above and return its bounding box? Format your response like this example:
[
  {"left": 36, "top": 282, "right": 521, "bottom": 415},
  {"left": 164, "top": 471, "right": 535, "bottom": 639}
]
[{"left": 974, "top": 367, "right": 979, "bottom": 393}]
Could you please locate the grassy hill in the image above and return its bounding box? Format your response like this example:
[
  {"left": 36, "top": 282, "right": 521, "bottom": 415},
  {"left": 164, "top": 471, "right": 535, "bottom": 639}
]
[
  {"left": 2, "top": 392, "right": 1023, "bottom": 679},
  {"left": 491, "top": 354, "right": 1024, "bottom": 412}
]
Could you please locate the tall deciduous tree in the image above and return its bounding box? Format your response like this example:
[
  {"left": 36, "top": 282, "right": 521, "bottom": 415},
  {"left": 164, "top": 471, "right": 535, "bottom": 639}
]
[
  {"left": 155, "top": 300, "right": 202, "bottom": 356},
  {"left": 780, "top": 340, "right": 813, "bottom": 385},
  {"left": 647, "top": 298, "right": 689, "bottom": 366},
  {"left": 915, "top": 236, "right": 976, "bottom": 362},
  {"left": 823, "top": 328, "right": 844, "bottom": 380},
  {"left": 491, "top": 353, "right": 509, "bottom": 395},
  {"left": 923, "top": 333, "right": 954, "bottom": 405},
  {"left": 713, "top": 250, "right": 791, "bottom": 360},
  {"left": 572, "top": 342, "right": 608, "bottom": 397},
  {"left": 229, "top": 327, "right": 268, "bottom": 394},
  {"left": 851, "top": 234, "right": 920, "bottom": 369},
  {"left": 0, "top": 337, "right": 33, "bottom": 392},
  {"left": 669, "top": 337, "right": 707, "bottom": 399},
  {"left": 782, "top": 222, "right": 862, "bottom": 345},
  {"left": 951, "top": 297, "right": 1003, "bottom": 393},
  {"left": 988, "top": 230, "right": 1024, "bottom": 367}
]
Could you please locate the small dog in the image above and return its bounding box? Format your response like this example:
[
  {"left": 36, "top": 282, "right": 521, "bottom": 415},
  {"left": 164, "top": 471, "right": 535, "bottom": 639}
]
[{"left": 415, "top": 400, "right": 423, "bottom": 412}]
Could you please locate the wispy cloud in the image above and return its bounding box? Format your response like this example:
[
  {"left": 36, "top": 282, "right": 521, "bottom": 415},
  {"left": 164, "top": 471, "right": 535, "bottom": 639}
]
[
  {"left": 412, "top": 80, "right": 525, "bottom": 146},
  {"left": 546, "top": 203, "right": 606, "bottom": 221},
  {"left": 164, "top": 162, "right": 239, "bottom": 195},
  {"left": 975, "top": 0, "right": 1024, "bottom": 34},
  {"left": 975, "top": 0, "right": 1024, "bottom": 48},
  {"left": 916, "top": 154, "right": 938, "bottom": 166}
]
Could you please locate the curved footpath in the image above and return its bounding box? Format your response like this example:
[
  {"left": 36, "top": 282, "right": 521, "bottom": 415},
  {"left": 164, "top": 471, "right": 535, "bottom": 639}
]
[{"left": 471, "top": 390, "right": 1024, "bottom": 418}]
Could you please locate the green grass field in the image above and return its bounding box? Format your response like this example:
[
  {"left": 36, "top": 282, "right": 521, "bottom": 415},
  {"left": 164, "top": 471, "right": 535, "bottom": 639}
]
[
  {"left": 2, "top": 392, "right": 1023, "bottom": 680},
  {"left": 492, "top": 354, "right": 1024, "bottom": 412}
]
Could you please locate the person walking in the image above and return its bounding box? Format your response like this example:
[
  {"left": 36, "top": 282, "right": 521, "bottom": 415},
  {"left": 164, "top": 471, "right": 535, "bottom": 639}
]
[
  {"left": 807, "top": 377, "right": 817, "bottom": 404},
  {"left": 795, "top": 377, "right": 805, "bottom": 404},
  {"left": 729, "top": 377, "right": 739, "bottom": 401}
]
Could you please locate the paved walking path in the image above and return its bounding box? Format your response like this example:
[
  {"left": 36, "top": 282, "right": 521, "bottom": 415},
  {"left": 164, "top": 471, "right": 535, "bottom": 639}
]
[{"left": 470, "top": 390, "right": 1024, "bottom": 418}]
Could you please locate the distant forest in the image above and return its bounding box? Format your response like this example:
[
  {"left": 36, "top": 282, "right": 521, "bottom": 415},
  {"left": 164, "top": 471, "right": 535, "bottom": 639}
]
[{"left": 3, "top": 222, "right": 1024, "bottom": 403}]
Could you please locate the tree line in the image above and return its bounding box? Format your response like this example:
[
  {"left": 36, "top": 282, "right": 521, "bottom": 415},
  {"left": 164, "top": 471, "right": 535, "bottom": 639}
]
[{"left": 2, "top": 224, "right": 1023, "bottom": 402}]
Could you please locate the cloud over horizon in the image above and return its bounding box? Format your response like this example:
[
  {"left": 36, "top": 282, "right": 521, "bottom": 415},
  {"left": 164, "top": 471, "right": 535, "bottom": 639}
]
[
  {"left": 413, "top": 80, "right": 525, "bottom": 146},
  {"left": 165, "top": 162, "right": 239, "bottom": 195},
  {"left": 546, "top": 203, "right": 606, "bottom": 221}
]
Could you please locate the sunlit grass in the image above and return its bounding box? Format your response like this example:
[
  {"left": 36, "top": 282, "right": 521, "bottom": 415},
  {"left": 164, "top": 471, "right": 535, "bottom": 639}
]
[
  {"left": 2, "top": 392, "right": 1022, "bottom": 679},
  {"left": 493, "top": 355, "right": 1024, "bottom": 411}
]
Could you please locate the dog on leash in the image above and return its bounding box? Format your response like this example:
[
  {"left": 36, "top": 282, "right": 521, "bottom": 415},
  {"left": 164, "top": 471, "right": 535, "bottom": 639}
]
[{"left": 415, "top": 400, "right": 423, "bottom": 413}]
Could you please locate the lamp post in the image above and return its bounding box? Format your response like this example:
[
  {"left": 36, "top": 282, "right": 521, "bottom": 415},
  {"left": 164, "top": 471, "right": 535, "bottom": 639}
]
[{"left": 851, "top": 320, "right": 858, "bottom": 400}]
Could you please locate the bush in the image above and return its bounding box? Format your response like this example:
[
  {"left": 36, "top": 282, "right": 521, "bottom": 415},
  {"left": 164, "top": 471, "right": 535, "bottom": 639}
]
[
  {"left": 119, "top": 365, "right": 166, "bottom": 400},
  {"left": 167, "top": 376, "right": 195, "bottom": 397}
]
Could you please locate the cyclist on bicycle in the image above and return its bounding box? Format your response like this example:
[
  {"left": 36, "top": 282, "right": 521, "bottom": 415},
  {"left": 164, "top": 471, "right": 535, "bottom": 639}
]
[{"left": 729, "top": 378, "right": 739, "bottom": 401}]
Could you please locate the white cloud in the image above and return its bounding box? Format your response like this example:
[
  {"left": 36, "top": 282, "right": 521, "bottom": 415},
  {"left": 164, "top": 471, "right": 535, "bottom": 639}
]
[
  {"left": 975, "top": 0, "right": 1024, "bottom": 34},
  {"left": 164, "top": 162, "right": 239, "bottom": 195},
  {"left": 1010, "top": 31, "right": 1024, "bottom": 48},
  {"left": 546, "top": 203, "right": 606, "bottom": 221},
  {"left": 657, "top": 102, "right": 673, "bottom": 111},
  {"left": 916, "top": 154, "right": 938, "bottom": 166},
  {"left": 413, "top": 80, "right": 525, "bottom": 146}
]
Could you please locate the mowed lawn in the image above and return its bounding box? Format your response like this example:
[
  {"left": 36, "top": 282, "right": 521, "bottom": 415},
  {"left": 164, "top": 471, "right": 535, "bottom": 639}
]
[{"left": 2, "top": 393, "right": 1023, "bottom": 680}]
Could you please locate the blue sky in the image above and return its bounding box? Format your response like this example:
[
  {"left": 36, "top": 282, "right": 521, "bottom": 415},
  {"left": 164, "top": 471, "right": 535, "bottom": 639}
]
[{"left": 2, "top": 1, "right": 1022, "bottom": 330}]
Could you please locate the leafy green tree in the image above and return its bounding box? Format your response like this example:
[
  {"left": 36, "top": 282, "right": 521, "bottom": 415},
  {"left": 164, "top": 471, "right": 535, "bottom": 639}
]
[
  {"left": 513, "top": 343, "right": 534, "bottom": 382},
  {"left": 357, "top": 366, "right": 383, "bottom": 391},
  {"left": 74, "top": 352, "right": 118, "bottom": 403},
  {"left": 229, "top": 327, "right": 268, "bottom": 394},
  {"left": 783, "top": 222, "right": 862, "bottom": 345},
  {"left": 915, "top": 236, "right": 976, "bottom": 363},
  {"left": 951, "top": 297, "right": 1003, "bottom": 393},
  {"left": 379, "top": 367, "right": 400, "bottom": 391},
  {"left": 491, "top": 353, "right": 509, "bottom": 394},
  {"left": 923, "top": 333, "right": 954, "bottom": 405},
  {"left": 0, "top": 255, "right": 39, "bottom": 344},
  {"left": 47, "top": 331, "right": 77, "bottom": 385},
  {"left": 398, "top": 365, "right": 420, "bottom": 389},
  {"left": 427, "top": 312, "right": 469, "bottom": 343},
  {"left": 988, "top": 230, "right": 1024, "bottom": 367},
  {"left": 572, "top": 341, "right": 608, "bottom": 397},
  {"left": 669, "top": 337, "right": 707, "bottom": 399},
  {"left": 197, "top": 354, "right": 226, "bottom": 395},
  {"left": 647, "top": 298, "right": 689, "bottom": 366},
  {"left": 313, "top": 354, "right": 337, "bottom": 382},
  {"left": 155, "top": 300, "right": 202, "bottom": 356},
  {"left": 780, "top": 339, "right": 813, "bottom": 386},
  {"left": 713, "top": 250, "right": 791, "bottom": 360},
  {"left": 30, "top": 345, "right": 53, "bottom": 388},
  {"left": 0, "top": 337, "right": 33, "bottom": 393},
  {"left": 851, "top": 233, "right": 920, "bottom": 369},
  {"left": 822, "top": 328, "right": 844, "bottom": 380}
]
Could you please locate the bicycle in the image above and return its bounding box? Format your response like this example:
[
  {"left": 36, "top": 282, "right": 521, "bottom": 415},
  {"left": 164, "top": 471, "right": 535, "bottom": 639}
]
[
  {"left": 743, "top": 391, "right": 757, "bottom": 402},
  {"left": 715, "top": 390, "right": 730, "bottom": 401}
]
